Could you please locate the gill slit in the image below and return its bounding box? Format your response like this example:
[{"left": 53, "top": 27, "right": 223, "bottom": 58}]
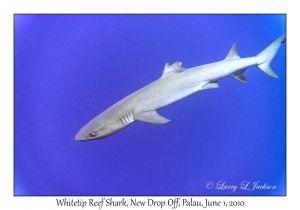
[{"left": 120, "top": 110, "right": 134, "bottom": 125}]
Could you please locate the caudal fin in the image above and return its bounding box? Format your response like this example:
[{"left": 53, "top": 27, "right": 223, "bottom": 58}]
[{"left": 256, "top": 34, "right": 286, "bottom": 78}]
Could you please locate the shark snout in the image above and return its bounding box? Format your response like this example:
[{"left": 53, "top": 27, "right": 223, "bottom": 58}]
[{"left": 75, "top": 131, "right": 86, "bottom": 141}]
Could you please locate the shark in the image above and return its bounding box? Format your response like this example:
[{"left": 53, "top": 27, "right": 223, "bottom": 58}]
[{"left": 75, "top": 34, "right": 286, "bottom": 141}]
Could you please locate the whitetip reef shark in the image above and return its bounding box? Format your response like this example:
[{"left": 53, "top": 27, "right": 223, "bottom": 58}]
[{"left": 75, "top": 34, "right": 286, "bottom": 141}]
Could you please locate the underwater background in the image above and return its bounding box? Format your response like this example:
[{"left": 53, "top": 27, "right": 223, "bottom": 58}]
[{"left": 14, "top": 14, "right": 286, "bottom": 196}]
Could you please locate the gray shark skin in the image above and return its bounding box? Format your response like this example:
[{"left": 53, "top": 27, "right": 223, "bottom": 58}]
[{"left": 75, "top": 34, "right": 286, "bottom": 141}]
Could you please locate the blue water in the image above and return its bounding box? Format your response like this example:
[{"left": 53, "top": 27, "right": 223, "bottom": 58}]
[{"left": 14, "top": 14, "right": 286, "bottom": 196}]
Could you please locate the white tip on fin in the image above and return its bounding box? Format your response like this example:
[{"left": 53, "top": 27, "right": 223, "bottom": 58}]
[{"left": 161, "top": 61, "right": 187, "bottom": 79}]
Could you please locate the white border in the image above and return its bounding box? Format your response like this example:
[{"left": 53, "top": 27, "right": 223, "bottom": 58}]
[{"left": 1, "top": 1, "right": 297, "bottom": 209}]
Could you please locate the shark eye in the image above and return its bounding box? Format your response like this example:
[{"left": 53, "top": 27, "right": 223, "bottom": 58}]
[{"left": 89, "top": 132, "right": 96, "bottom": 137}]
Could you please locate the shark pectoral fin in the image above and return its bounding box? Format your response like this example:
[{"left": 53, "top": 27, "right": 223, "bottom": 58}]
[
  {"left": 202, "top": 81, "right": 219, "bottom": 90},
  {"left": 134, "top": 110, "right": 172, "bottom": 124},
  {"left": 161, "top": 61, "right": 187, "bottom": 79},
  {"left": 231, "top": 68, "right": 248, "bottom": 83}
]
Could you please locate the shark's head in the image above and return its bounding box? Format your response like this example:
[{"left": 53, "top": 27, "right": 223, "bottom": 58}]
[{"left": 75, "top": 111, "right": 127, "bottom": 141}]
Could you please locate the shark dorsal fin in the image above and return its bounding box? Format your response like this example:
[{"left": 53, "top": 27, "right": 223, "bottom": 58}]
[
  {"left": 225, "top": 43, "right": 240, "bottom": 60},
  {"left": 161, "top": 61, "right": 187, "bottom": 79}
]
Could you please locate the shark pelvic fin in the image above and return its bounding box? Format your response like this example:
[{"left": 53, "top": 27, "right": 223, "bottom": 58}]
[
  {"left": 225, "top": 43, "right": 240, "bottom": 60},
  {"left": 134, "top": 110, "right": 172, "bottom": 124},
  {"left": 202, "top": 81, "right": 219, "bottom": 90},
  {"left": 231, "top": 68, "right": 247, "bottom": 83},
  {"left": 161, "top": 61, "right": 187, "bottom": 79}
]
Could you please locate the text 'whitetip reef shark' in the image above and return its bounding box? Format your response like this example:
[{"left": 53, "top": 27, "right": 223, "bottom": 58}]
[{"left": 75, "top": 34, "right": 286, "bottom": 141}]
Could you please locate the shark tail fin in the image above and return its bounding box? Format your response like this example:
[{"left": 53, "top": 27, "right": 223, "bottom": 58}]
[{"left": 256, "top": 34, "right": 286, "bottom": 78}]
